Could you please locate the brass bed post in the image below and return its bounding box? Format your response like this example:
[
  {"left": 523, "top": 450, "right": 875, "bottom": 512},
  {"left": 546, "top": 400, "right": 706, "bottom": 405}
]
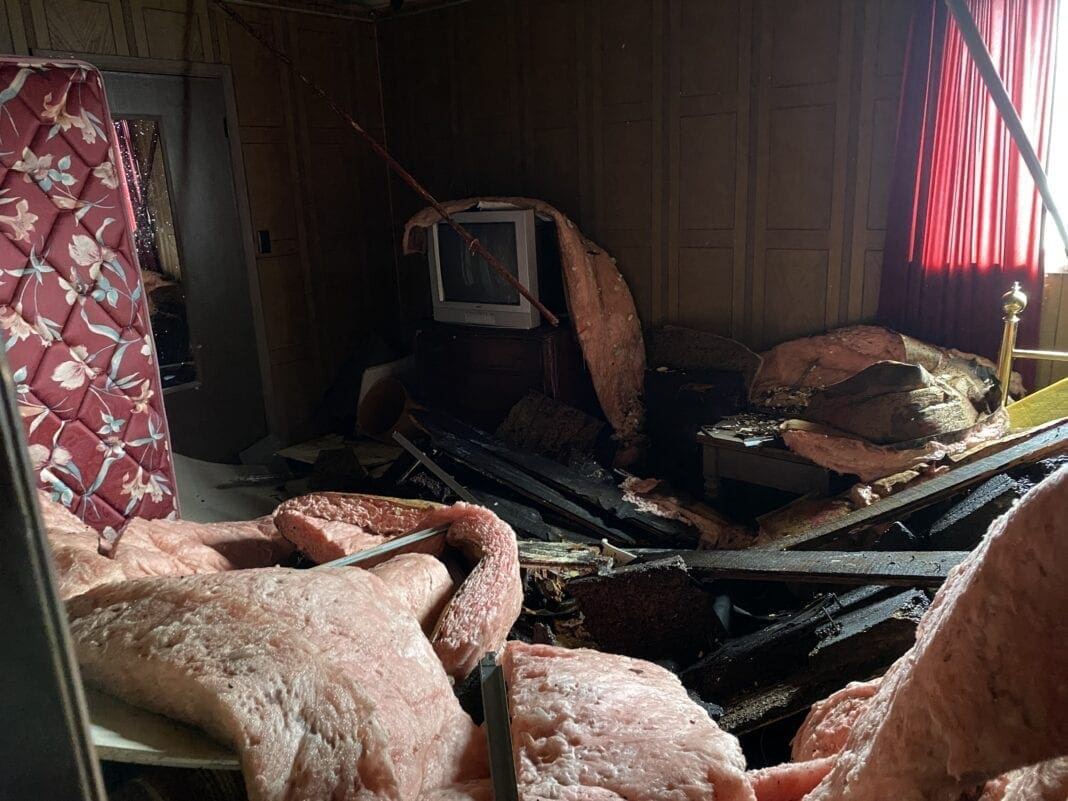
[
  {"left": 997, "top": 283, "right": 1028, "bottom": 408},
  {"left": 996, "top": 282, "right": 1068, "bottom": 408}
]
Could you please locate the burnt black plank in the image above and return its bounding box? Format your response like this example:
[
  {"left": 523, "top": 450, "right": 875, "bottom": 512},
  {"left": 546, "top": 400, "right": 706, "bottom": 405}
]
[
  {"left": 418, "top": 423, "right": 644, "bottom": 546},
  {"left": 758, "top": 421, "right": 1068, "bottom": 550},
  {"left": 682, "top": 587, "right": 928, "bottom": 734},
  {"left": 414, "top": 409, "right": 697, "bottom": 546},
  {"left": 925, "top": 474, "right": 1021, "bottom": 549},
  {"left": 669, "top": 549, "right": 967, "bottom": 588}
]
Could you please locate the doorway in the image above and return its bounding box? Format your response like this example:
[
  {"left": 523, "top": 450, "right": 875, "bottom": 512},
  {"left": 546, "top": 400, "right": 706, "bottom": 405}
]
[{"left": 100, "top": 68, "right": 267, "bottom": 461}]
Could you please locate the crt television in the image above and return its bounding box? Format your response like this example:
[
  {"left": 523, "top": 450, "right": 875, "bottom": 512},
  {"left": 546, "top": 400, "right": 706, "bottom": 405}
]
[{"left": 427, "top": 209, "right": 563, "bottom": 329}]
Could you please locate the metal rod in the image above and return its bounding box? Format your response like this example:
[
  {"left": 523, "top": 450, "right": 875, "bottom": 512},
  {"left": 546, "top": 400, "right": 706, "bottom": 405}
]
[
  {"left": 209, "top": 0, "right": 559, "bottom": 327},
  {"left": 480, "top": 653, "right": 519, "bottom": 801},
  {"left": 945, "top": 0, "right": 1068, "bottom": 259},
  {"left": 996, "top": 282, "right": 1028, "bottom": 408},
  {"left": 312, "top": 524, "right": 450, "bottom": 569},
  {"left": 1012, "top": 348, "right": 1068, "bottom": 363},
  {"left": 393, "top": 431, "right": 477, "bottom": 504}
]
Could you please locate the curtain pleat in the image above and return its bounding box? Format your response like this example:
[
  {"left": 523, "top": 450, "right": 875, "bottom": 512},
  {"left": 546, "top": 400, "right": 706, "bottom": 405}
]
[{"left": 879, "top": 0, "right": 1056, "bottom": 380}]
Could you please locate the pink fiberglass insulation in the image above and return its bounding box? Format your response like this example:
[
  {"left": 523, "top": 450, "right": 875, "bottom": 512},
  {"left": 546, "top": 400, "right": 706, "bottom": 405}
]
[
  {"left": 747, "top": 758, "right": 837, "bottom": 801},
  {"left": 978, "top": 759, "right": 1068, "bottom": 801},
  {"left": 274, "top": 492, "right": 439, "bottom": 564},
  {"left": 802, "top": 465, "right": 1068, "bottom": 801},
  {"left": 423, "top": 502, "right": 522, "bottom": 679},
  {"left": 779, "top": 411, "right": 1009, "bottom": 483},
  {"left": 750, "top": 326, "right": 909, "bottom": 407},
  {"left": 369, "top": 553, "right": 455, "bottom": 635},
  {"left": 43, "top": 493, "right": 292, "bottom": 600},
  {"left": 273, "top": 493, "right": 522, "bottom": 680},
  {"left": 67, "top": 567, "right": 488, "bottom": 801},
  {"left": 742, "top": 680, "right": 880, "bottom": 801},
  {"left": 790, "top": 679, "right": 881, "bottom": 762},
  {"left": 502, "top": 641, "right": 755, "bottom": 801},
  {"left": 749, "top": 325, "right": 1012, "bottom": 410}
]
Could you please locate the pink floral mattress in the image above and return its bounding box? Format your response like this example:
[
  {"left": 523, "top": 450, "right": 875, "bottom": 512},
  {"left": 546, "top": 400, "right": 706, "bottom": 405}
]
[{"left": 0, "top": 58, "right": 178, "bottom": 529}]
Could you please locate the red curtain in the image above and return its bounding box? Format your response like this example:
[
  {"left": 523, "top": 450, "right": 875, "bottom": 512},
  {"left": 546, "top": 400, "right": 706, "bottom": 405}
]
[{"left": 878, "top": 0, "right": 1057, "bottom": 376}]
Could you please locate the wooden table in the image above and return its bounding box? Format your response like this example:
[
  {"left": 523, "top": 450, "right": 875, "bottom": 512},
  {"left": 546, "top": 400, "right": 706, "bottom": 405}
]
[{"left": 697, "top": 428, "right": 837, "bottom": 497}]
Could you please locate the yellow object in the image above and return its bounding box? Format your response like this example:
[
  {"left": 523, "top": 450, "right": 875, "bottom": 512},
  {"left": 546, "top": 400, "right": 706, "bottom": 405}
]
[{"left": 1007, "top": 377, "right": 1068, "bottom": 431}]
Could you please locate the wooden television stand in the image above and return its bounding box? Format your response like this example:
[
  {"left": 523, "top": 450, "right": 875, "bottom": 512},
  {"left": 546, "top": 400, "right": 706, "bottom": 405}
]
[{"left": 414, "top": 322, "right": 598, "bottom": 431}]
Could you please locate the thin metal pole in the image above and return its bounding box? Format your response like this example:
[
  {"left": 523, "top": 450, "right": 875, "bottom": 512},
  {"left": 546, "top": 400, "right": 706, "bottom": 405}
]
[
  {"left": 480, "top": 653, "right": 519, "bottom": 801},
  {"left": 209, "top": 0, "right": 560, "bottom": 326},
  {"left": 312, "top": 524, "right": 450, "bottom": 568},
  {"left": 996, "top": 282, "right": 1028, "bottom": 407},
  {"left": 393, "top": 431, "right": 477, "bottom": 504}
]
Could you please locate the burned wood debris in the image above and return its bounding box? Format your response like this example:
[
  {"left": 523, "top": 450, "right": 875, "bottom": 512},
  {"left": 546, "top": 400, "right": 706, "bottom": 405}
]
[
  {"left": 278, "top": 325, "right": 1066, "bottom": 748},
  {"left": 569, "top": 556, "right": 728, "bottom": 663},
  {"left": 410, "top": 407, "right": 699, "bottom": 549},
  {"left": 681, "top": 587, "right": 929, "bottom": 734}
]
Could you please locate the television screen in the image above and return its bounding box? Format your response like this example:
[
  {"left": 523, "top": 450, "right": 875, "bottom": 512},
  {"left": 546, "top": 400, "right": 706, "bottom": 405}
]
[{"left": 437, "top": 222, "right": 521, "bottom": 306}]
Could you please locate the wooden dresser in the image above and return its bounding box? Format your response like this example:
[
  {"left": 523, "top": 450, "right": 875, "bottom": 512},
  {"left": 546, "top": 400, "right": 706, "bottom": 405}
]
[{"left": 415, "top": 323, "right": 598, "bottom": 430}]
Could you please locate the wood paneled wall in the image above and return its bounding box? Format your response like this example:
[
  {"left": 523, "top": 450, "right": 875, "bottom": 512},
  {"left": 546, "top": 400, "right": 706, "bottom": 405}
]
[
  {"left": 3, "top": 0, "right": 393, "bottom": 441},
  {"left": 6, "top": 0, "right": 1066, "bottom": 448},
  {"left": 1037, "top": 273, "right": 1068, "bottom": 386},
  {"left": 380, "top": 0, "right": 916, "bottom": 348}
]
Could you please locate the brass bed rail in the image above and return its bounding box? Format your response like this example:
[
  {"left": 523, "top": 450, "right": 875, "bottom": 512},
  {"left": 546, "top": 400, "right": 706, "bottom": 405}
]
[{"left": 997, "top": 282, "right": 1068, "bottom": 407}]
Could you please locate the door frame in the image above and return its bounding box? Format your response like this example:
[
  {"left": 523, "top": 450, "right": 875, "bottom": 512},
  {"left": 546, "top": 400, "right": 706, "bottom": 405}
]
[{"left": 32, "top": 49, "right": 274, "bottom": 431}]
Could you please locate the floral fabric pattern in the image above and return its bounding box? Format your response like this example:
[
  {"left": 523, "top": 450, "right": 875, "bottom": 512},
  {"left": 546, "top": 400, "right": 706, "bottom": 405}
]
[{"left": 0, "top": 58, "right": 178, "bottom": 529}]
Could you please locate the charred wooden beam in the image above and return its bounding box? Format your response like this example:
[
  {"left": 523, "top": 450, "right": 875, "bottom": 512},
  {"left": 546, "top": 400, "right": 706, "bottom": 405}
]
[
  {"left": 682, "top": 587, "right": 928, "bottom": 734},
  {"left": 414, "top": 409, "right": 698, "bottom": 547},
  {"left": 925, "top": 474, "right": 1020, "bottom": 549},
  {"left": 419, "top": 425, "right": 641, "bottom": 546},
  {"left": 636, "top": 549, "right": 969, "bottom": 588},
  {"left": 474, "top": 491, "right": 597, "bottom": 544},
  {"left": 759, "top": 420, "right": 1068, "bottom": 550},
  {"left": 569, "top": 556, "right": 727, "bottom": 663},
  {"left": 519, "top": 540, "right": 612, "bottom": 611},
  {"left": 518, "top": 540, "right": 608, "bottom": 572}
]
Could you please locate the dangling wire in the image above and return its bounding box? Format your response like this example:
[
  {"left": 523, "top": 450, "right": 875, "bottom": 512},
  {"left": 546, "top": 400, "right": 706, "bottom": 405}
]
[{"left": 209, "top": 0, "right": 560, "bottom": 326}]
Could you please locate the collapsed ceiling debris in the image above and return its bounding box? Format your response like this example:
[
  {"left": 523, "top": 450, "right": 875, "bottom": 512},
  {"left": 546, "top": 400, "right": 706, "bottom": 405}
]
[{"left": 4, "top": 0, "right": 1068, "bottom": 796}]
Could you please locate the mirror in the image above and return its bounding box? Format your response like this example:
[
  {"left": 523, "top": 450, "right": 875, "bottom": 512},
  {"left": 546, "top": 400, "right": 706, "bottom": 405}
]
[{"left": 113, "top": 118, "right": 196, "bottom": 389}]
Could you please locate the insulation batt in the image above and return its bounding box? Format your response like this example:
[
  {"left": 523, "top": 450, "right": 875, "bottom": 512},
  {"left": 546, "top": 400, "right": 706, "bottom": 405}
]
[
  {"left": 67, "top": 568, "right": 489, "bottom": 801},
  {"left": 740, "top": 680, "right": 882, "bottom": 801},
  {"left": 423, "top": 502, "right": 523, "bottom": 679},
  {"left": 369, "top": 552, "right": 455, "bottom": 635},
  {"left": 42, "top": 493, "right": 292, "bottom": 600},
  {"left": 798, "top": 464, "right": 1068, "bottom": 801},
  {"left": 780, "top": 410, "right": 1009, "bottom": 483},
  {"left": 276, "top": 493, "right": 523, "bottom": 680},
  {"left": 747, "top": 758, "right": 837, "bottom": 801},
  {"left": 977, "top": 758, "right": 1068, "bottom": 801},
  {"left": 274, "top": 492, "right": 438, "bottom": 564},
  {"left": 501, "top": 641, "right": 755, "bottom": 801},
  {"left": 789, "top": 679, "right": 881, "bottom": 762},
  {"left": 750, "top": 325, "right": 1013, "bottom": 409}
]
